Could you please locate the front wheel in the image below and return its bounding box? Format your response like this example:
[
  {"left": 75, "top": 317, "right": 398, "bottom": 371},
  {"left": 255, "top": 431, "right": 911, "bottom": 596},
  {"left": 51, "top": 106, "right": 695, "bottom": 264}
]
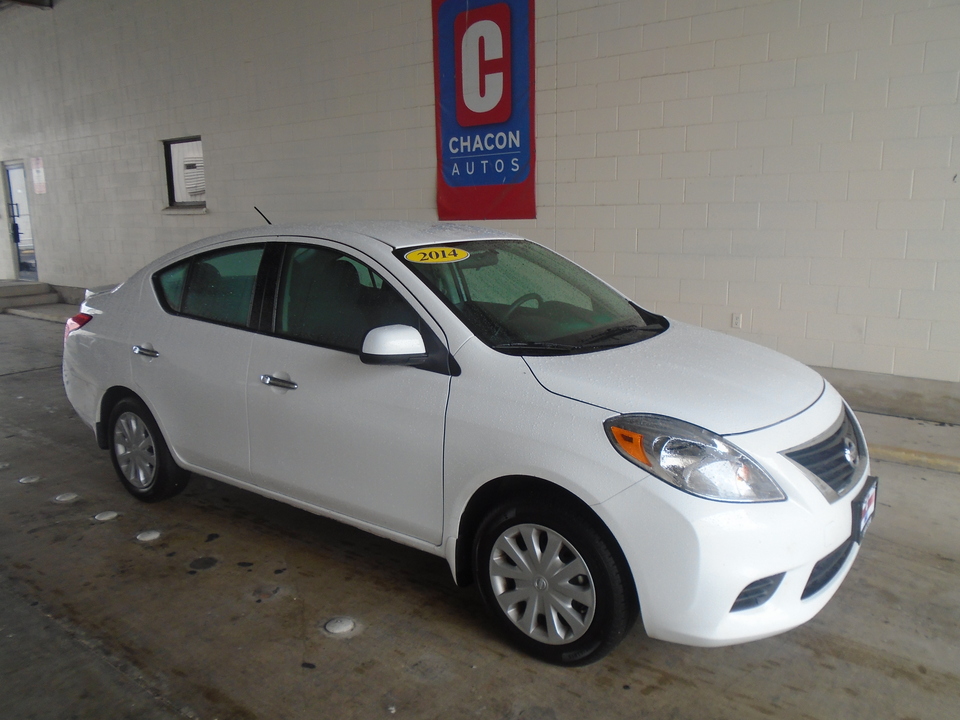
[
  {"left": 108, "top": 397, "right": 189, "bottom": 502},
  {"left": 474, "top": 499, "right": 637, "bottom": 666}
]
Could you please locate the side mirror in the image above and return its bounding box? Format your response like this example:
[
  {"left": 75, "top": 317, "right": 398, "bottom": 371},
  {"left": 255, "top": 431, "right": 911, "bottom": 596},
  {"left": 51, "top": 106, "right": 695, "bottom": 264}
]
[{"left": 360, "top": 324, "right": 428, "bottom": 366}]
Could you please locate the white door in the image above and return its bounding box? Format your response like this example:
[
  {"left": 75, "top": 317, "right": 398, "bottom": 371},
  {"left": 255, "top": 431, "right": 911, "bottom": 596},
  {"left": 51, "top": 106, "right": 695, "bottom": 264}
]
[{"left": 245, "top": 243, "right": 448, "bottom": 544}]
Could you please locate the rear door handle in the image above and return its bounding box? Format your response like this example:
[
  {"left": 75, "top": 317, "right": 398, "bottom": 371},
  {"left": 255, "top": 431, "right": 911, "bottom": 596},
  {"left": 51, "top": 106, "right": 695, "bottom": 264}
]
[
  {"left": 260, "top": 374, "right": 298, "bottom": 390},
  {"left": 132, "top": 345, "right": 160, "bottom": 358}
]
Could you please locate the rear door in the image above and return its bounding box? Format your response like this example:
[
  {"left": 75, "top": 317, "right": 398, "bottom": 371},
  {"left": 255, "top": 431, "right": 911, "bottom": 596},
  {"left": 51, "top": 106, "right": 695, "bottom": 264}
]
[
  {"left": 131, "top": 243, "right": 267, "bottom": 479},
  {"left": 245, "top": 241, "right": 449, "bottom": 544}
]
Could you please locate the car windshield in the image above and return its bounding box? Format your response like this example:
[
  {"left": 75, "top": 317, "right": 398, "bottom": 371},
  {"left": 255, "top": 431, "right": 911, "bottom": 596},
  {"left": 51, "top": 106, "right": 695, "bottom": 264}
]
[{"left": 397, "top": 239, "right": 667, "bottom": 355}]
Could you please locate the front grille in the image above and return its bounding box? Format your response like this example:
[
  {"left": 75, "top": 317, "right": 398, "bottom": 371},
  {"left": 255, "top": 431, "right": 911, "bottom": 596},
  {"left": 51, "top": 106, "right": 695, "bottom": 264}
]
[
  {"left": 784, "top": 408, "right": 865, "bottom": 498},
  {"left": 802, "top": 538, "right": 854, "bottom": 599},
  {"left": 731, "top": 573, "right": 785, "bottom": 612}
]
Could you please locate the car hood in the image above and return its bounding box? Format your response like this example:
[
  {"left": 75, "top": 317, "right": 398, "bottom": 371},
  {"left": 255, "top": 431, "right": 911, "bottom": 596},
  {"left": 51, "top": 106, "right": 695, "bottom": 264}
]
[{"left": 522, "top": 321, "right": 824, "bottom": 436}]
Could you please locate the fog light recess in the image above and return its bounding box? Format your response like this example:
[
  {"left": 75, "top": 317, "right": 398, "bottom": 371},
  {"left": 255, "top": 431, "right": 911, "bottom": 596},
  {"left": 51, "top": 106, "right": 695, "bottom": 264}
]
[{"left": 731, "top": 573, "right": 786, "bottom": 612}]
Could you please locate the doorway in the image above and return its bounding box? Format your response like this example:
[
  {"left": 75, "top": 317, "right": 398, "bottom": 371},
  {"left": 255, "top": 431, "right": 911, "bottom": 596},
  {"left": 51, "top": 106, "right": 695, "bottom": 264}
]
[{"left": 5, "top": 162, "right": 38, "bottom": 281}]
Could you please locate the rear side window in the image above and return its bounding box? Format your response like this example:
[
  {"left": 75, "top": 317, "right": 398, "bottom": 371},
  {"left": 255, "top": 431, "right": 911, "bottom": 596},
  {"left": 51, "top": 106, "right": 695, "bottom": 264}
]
[
  {"left": 156, "top": 262, "right": 187, "bottom": 310},
  {"left": 154, "top": 244, "right": 265, "bottom": 327}
]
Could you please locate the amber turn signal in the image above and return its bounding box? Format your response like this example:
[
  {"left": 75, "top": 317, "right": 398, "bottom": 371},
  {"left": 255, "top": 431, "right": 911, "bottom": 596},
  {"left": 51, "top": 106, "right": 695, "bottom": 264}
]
[{"left": 609, "top": 426, "right": 651, "bottom": 467}]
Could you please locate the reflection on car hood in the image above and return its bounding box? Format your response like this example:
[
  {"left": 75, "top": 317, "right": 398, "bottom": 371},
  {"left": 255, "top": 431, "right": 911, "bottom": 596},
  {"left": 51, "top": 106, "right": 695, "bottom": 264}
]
[{"left": 522, "top": 321, "right": 824, "bottom": 436}]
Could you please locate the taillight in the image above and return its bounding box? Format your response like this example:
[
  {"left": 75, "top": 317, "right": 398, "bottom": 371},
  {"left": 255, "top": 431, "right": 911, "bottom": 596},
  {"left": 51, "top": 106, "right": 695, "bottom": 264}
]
[{"left": 64, "top": 313, "right": 93, "bottom": 344}]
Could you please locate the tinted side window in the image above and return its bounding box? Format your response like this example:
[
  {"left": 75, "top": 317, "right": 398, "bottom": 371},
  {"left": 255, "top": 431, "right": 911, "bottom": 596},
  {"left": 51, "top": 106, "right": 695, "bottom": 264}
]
[
  {"left": 277, "top": 245, "right": 419, "bottom": 352},
  {"left": 156, "top": 262, "right": 188, "bottom": 311},
  {"left": 155, "top": 245, "right": 265, "bottom": 327}
]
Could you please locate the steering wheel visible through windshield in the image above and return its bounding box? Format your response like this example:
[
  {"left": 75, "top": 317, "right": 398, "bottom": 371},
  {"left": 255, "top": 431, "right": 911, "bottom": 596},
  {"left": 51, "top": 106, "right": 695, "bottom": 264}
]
[{"left": 397, "top": 239, "right": 667, "bottom": 355}]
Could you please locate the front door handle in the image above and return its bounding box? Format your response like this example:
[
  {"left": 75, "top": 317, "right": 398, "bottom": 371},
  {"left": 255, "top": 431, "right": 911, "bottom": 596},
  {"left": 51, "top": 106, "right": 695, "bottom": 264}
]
[
  {"left": 132, "top": 345, "right": 160, "bottom": 358},
  {"left": 260, "top": 374, "right": 298, "bottom": 390}
]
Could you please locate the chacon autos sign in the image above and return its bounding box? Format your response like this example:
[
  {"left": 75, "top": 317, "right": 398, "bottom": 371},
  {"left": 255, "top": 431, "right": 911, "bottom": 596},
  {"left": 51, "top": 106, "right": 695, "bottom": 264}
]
[{"left": 432, "top": 0, "right": 536, "bottom": 220}]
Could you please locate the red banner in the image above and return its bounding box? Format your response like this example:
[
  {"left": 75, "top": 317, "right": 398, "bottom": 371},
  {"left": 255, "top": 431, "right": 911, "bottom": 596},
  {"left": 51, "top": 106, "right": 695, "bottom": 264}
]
[{"left": 433, "top": 0, "right": 536, "bottom": 220}]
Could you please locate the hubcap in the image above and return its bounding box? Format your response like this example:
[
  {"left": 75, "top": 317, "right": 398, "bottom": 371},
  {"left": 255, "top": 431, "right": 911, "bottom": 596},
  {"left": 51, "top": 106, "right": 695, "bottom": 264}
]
[
  {"left": 488, "top": 523, "right": 596, "bottom": 645},
  {"left": 114, "top": 411, "right": 157, "bottom": 489}
]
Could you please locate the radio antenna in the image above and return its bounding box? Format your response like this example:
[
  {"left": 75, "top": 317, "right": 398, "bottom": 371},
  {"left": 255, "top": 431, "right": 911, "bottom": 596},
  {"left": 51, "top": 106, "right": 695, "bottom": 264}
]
[{"left": 254, "top": 206, "right": 272, "bottom": 225}]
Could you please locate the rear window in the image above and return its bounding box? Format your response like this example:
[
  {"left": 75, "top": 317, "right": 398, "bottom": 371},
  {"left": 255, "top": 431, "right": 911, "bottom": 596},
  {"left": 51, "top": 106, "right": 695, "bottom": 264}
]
[{"left": 153, "top": 244, "right": 265, "bottom": 328}]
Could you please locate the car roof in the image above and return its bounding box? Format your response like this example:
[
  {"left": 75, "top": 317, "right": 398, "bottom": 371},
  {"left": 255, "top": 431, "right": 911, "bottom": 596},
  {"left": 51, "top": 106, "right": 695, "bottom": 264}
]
[
  {"left": 183, "top": 221, "right": 521, "bottom": 252},
  {"left": 337, "top": 221, "right": 524, "bottom": 249},
  {"left": 141, "top": 221, "right": 527, "bottom": 277}
]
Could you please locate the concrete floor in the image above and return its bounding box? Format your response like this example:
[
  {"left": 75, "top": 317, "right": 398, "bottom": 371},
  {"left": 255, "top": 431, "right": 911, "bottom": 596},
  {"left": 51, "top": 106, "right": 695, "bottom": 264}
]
[{"left": 1, "top": 313, "right": 958, "bottom": 720}]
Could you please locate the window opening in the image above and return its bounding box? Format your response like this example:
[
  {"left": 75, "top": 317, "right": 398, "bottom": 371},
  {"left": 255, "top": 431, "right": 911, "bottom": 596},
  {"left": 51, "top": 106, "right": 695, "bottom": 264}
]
[
  {"left": 277, "top": 245, "right": 419, "bottom": 352},
  {"left": 164, "top": 137, "right": 206, "bottom": 207},
  {"left": 154, "top": 245, "right": 264, "bottom": 327}
]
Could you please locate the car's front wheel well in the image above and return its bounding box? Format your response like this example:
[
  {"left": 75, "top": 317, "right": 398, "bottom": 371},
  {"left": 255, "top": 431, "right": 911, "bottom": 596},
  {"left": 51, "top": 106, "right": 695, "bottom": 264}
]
[
  {"left": 454, "top": 476, "right": 636, "bottom": 600},
  {"left": 460, "top": 477, "right": 641, "bottom": 664},
  {"left": 96, "top": 386, "right": 141, "bottom": 449}
]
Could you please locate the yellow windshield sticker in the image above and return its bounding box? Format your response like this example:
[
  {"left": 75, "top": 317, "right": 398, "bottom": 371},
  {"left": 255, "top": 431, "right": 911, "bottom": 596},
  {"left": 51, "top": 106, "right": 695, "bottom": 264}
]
[{"left": 404, "top": 247, "right": 470, "bottom": 264}]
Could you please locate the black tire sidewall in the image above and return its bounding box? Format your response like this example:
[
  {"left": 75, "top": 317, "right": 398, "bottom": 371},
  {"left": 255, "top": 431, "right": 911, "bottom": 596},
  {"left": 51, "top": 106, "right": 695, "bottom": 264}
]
[{"left": 474, "top": 499, "right": 633, "bottom": 666}]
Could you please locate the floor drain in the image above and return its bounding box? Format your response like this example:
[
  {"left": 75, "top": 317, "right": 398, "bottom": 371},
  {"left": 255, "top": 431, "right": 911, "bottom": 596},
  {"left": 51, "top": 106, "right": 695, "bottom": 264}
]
[
  {"left": 95, "top": 511, "right": 119, "bottom": 522},
  {"left": 137, "top": 530, "right": 161, "bottom": 542},
  {"left": 54, "top": 492, "right": 79, "bottom": 503},
  {"left": 324, "top": 616, "right": 357, "bottom": 635}
]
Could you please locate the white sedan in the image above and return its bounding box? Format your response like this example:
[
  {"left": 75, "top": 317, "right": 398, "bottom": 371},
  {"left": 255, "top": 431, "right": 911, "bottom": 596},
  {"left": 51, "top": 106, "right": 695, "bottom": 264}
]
[{"left": 62, "top": 222, "right": 877, "bottom": 665}]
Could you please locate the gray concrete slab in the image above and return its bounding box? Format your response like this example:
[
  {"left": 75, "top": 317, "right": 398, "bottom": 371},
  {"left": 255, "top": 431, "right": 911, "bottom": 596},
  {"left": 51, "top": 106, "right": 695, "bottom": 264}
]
[
  {"left": 0, "top": 313, "right": 64, "bottom": 376},
  {"left": 1, "top": 314, "right": 958, "bottom": 719},
  {"left": 0, "top": 577, "right": 182, "bottom": 720},
  {"left": 816, "top": 365, "right": 960, "bottom": 426},
  {"left": 858, "top": 412, "right": 960, "bottom": 474}
]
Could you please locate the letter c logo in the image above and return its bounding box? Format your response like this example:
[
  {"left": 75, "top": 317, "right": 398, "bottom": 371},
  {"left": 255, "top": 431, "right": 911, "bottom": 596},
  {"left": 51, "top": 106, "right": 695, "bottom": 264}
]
[
  {"left": 462, "top": 21, "right": 503, "bottom": 115},
  {"left": 455, "top": 4, "right": 511, "bottom": 127}
]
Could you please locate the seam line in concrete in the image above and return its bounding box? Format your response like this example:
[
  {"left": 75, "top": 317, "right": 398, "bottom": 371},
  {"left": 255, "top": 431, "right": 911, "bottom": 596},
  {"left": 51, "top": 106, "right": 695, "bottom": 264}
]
[{"left": 0, "top": 365, "right": 63, "bottom": 379}]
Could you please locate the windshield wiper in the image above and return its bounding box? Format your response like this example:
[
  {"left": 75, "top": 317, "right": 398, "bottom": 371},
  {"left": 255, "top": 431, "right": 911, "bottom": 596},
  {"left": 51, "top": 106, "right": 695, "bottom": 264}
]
[
  {"left": 575, "top": 322, "right": 667, "bottom": 349},
  {"left": 491, "top": 341, "right": 582, "bottom": 355},
  {"left": 580, "top": 324, "right": 642, "bottom": 345}
]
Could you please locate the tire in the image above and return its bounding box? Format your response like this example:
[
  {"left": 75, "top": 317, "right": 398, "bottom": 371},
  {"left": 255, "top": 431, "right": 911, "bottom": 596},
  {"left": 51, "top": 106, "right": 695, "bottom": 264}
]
[
  {"left": 107, "top": 396, "right": 189, "bottom": 502},
  {"left": 473, "top": 498, "right": 637, "bottom": 666}
]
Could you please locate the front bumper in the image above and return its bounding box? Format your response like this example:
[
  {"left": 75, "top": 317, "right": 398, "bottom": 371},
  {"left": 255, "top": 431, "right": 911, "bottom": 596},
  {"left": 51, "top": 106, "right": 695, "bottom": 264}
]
[{"left": 594, "top": 384, "right": 874, "bottom": 647}]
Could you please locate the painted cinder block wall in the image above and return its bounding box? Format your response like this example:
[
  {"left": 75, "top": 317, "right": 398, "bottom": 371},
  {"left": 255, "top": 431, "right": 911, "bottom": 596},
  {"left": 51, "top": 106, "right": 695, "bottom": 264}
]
[{"left": 0, "top": 0, "right": 957, "bottom": 382}]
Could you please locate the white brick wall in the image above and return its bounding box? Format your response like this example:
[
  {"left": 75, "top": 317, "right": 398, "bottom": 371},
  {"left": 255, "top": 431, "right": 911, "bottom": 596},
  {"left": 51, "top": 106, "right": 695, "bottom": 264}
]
[
  {"left": 0, "top": 0, "right": 958, "bottom": 382},
  {"left": 611, "top": 1, "right": 950, "bottom": 384}
]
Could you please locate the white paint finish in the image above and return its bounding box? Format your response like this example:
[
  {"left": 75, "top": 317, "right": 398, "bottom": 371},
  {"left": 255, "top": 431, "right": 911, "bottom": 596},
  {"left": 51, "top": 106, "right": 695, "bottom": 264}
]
[
  {"left": 246, "top": 333, "right": 447, "bottom": 545},
  {"left": 524, "top": 320, "right": 825, "bottom": 435},
  {"left": 132, "top": 308, "right": 254, "bottom": 481},
  {"left": 595, "top": 384, "right": 874, "bottom": 646}
]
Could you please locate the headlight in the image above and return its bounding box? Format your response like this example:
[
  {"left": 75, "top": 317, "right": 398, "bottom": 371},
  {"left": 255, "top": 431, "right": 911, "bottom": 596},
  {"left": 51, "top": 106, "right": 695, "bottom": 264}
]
[{"left": 604, "top": 414, "right": 786, "bottom": 503}]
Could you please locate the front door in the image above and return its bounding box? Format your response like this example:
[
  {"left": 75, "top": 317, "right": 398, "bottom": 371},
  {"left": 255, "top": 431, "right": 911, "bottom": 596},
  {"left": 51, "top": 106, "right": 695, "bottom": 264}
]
[
  {"left": 4, "top": 163, "right": 37, "bottom": 281},
  {"left": 245, "top": 242, "right": 448, "bottom": 544}
]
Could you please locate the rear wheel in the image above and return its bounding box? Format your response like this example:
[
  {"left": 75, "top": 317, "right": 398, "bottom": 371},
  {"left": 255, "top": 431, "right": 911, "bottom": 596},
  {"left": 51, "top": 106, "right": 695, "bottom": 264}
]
[
  {"left": 474, "top": 498, "right": 636, "bottom": 666},
  {"left": 108, "top": 397, "right": 189, "bottom": 502}
]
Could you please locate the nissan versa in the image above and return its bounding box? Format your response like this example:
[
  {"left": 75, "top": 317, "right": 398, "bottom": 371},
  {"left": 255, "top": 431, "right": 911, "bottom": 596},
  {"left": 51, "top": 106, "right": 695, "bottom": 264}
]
[{"left": 62, "top": 222, "right": 877, "bottom": 665}]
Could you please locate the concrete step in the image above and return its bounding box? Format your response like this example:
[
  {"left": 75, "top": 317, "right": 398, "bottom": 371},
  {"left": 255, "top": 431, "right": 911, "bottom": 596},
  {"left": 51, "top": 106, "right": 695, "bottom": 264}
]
[
  {"left": 0, "top": 281, "right": 53, "bottom": 299},
  {"left": 0, "top": 292, "right": 61, "bottom": 310},
  {"left": 5, "top": 303, "right": 80, "bottom": 324}
]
